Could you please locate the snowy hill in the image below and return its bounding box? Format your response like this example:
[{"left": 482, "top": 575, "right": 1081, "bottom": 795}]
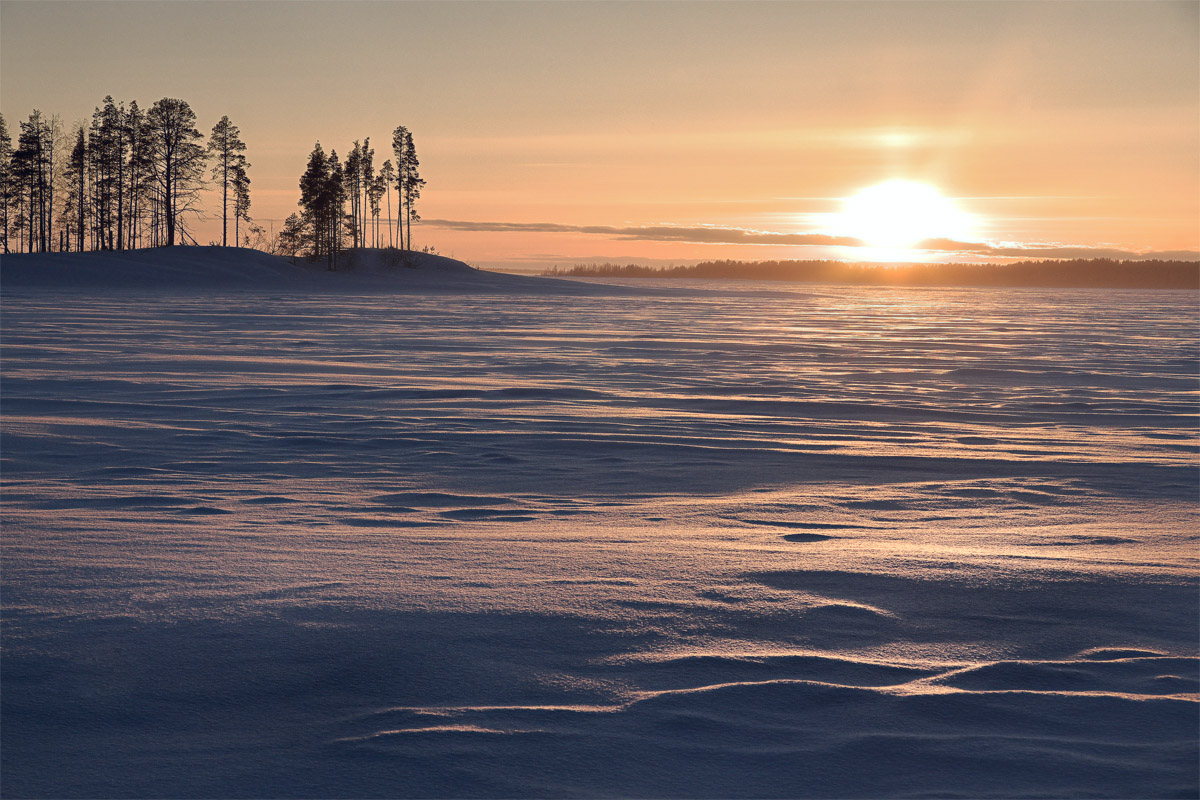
[{"left": 0, "top": 246, "right": 598, "bottom": 293}]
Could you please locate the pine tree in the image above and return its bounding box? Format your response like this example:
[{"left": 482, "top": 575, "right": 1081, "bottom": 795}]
[
  {"left": 278, "top": 212, "right": 306, "bottom": 262},
  {"left": 298, "top": 141, "right": 348, "bottom": 267},
  {"left": 344, "top": 142, "right": 361, "bottom": 248},
  {"left": 0, "top": 113, "right": 12, "bottom": 253},
  {"left": 391, "top": 126, "right": 408, "bottom": 249},
  {"left": 100, "top": 99, "right": 127, "bottom": 250},
  {"left": 89, "top": 98, "right": 126, "bottom": 250},
  {"left": 379, "top": 159, "right": 395, "bottom": 249},
  {"left": 145, "top": 98, "right": 206, "bottom": 247},
  {"left": 325, "top": 149, "right": 345, "bottom": 268},
  {"left": 400, "top": 129, "right": 424, "bottom": 252},
  {"left": 299, "top": 141, "right": 329, "bottom": 259},
  {"left": 88, "top": 107, "right": 106, "bottom": 248},
  {"left": 13, "top": 112, "right": 48, "bottom": 252},
  {"left": 86, "top": 108, "right": 104, "bottom": 249},
  {"left": 207, "top": 116, "right": 248, "bottom": 247},
  {"left": 232, "top": 163, "right": 250, "bottom": 247},
  {"left": 125, "top": 101, "right": 148, "bottom": 249},
  {"left": 62, "top": 125, "right": 87, "bottom": 252},
  {"left": 48, "top": 116, "right": 63, "bottom": 251},
  {"left": 369, "top": 174, "right": 384, "bottom": 248},
  {"left": 361, "top": 138, "right": 373, "bottom": 247}
]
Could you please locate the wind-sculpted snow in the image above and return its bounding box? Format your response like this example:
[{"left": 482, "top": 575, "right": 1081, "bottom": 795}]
[{"left": 2, "top": 280, "right": 1196, "bottom": 797}]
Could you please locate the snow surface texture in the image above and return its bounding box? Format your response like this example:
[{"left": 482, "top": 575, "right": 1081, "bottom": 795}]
[{"left": 2, "top": 250, "right": 1197, "bottom": 798}]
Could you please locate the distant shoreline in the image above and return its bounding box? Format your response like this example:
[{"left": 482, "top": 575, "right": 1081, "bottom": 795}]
[{"left": 542, "top": 259, "right": 1200, "bottom": 291}]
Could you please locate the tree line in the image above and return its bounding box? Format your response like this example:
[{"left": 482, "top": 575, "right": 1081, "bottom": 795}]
[
  {"left": 277, "top": 125, "right": 425, "bottom": 270},
  {"left": 0, "top": 97, "right": 253, "bottom": 254},
  {"left": 543, "top": 258, "right": 1200, "bottom": 290}
]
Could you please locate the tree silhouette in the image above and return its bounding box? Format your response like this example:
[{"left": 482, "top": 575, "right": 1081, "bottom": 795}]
[
  {"left": 361, "top": 139, "right": 374, "bottom": 247},
  {"left": 344, "top": 141, "right": 361, "bottom": 248},
  {"left": 125, "top": 102, "right": 148, "bottom": 249},
  {"left": 102, "top": 99, "right": 126, "bottom": 249},
  {"left": 12, "top": 110, "right": 53, "bottom": 252},
  {"left": 207, "top": 116, "right": 248, "bottom": 247},
  {"left": 392, "top": 125, "right": 424, "bottom": 251},
  {"left": 0, "top": 114, "right": 11, "bottom": 253},
  {"left": 369, "top": 173, "right": 384, "bottom": 249},
  {"left": 87, "top": 104, "right": 112, "bottom": 249},
  {"left": 233, "top": 162, "right": 250, "bottom": 247},
  {"left": 83, "top": 98, "right": 127, "bottom": 250},
  {"left": 298, "top": 142, "right": 347, "bottom": 268},
  {"left": 401, "top": 129, "right": 424, "bottom": 251},
  {"left": 299, "top": 142, "right": 329, "bottom": 260},
  {"left": 145, "top": 98, "right": 205, "bottom": 247},
  {"left": 325, "top": 150, "right": 345, "bottom": 267},
  {"left": 379, "top": 159, "right": 395, "bottom": 249},
  {"left": 278, "top": 212, "right": 305, "bottom": 262},
  {"left": 396, "top": 125, "right": 415, "bottom": 248},
  {"left": 1, "top": 96, "right": 437, "bottom": 258},
  {"left": 62, "top": 125, "right": 86, "bottom": 251}
]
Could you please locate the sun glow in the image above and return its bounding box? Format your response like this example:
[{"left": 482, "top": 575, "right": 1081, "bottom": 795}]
[{"left": 834, "top": 180, "right": 976, "bottom": 251}]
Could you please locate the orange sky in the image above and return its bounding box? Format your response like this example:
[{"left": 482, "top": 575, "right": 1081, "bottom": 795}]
[{"left": 2, "top": 1, "right": 1196, "bottom": 269}]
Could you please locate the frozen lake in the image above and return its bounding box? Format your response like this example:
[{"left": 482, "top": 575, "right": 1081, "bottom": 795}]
[{"left": 3, "top": 280, "right": 1197, "bottom": 797}]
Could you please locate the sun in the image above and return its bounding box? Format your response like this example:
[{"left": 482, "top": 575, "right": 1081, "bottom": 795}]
[{"left": 834, "top": 180, "right": 975, "bottom": 250}]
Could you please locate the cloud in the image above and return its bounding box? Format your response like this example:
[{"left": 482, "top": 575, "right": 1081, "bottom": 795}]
[
  {"left": 425, "top": 219, "right": 1199, "bottom": 261},
  {"left": 917, "top": 238, "right": 1200, "bottom": 261},
  {"left": 423, "top": 219, "right": 863, "bottom": 247}
]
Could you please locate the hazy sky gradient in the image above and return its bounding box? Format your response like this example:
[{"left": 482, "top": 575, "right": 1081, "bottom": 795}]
[{"left": 3, "top": 1, "right": 1196, "bottom": 266}]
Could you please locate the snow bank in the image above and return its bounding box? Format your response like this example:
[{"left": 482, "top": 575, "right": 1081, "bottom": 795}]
[{"left": 0, "top": 246, "right": 612, "bottom": 294}]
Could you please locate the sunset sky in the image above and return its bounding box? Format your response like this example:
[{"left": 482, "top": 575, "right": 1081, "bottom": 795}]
[{"left": 2, "top": 0, "right": 1196, "bottom": 269}]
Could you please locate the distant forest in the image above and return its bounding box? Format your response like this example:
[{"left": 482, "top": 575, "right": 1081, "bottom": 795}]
[
  {"left": 544, "top": 259, "right": 1200, "bottom": 290},
  {"left": 0, "top": 98, "right": 424, "bottom": 268}
]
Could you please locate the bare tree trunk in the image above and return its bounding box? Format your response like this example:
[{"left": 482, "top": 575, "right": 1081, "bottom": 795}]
[
  {"left": 78, "top": 158, "right": 85, "bottom": 251},
  {"left": 28, "top": 182, "right": 35, "bottom": 253},
  {"left": 165, "top": 160, "right": 174, "bottom": 247},
  {"left": 129, "top": 168, "right": 137, "bottom": 250},
  {"left": 222, "top": 150, "right": 228, "bottom": 247},
  {"left": 116, "top": 128, "right": 124, "bottom": 250}
]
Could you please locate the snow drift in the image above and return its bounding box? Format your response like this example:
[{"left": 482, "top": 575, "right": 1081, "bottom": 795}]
[{"left": 2, "top": 270, "right": 1196, "bottom": 797}]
